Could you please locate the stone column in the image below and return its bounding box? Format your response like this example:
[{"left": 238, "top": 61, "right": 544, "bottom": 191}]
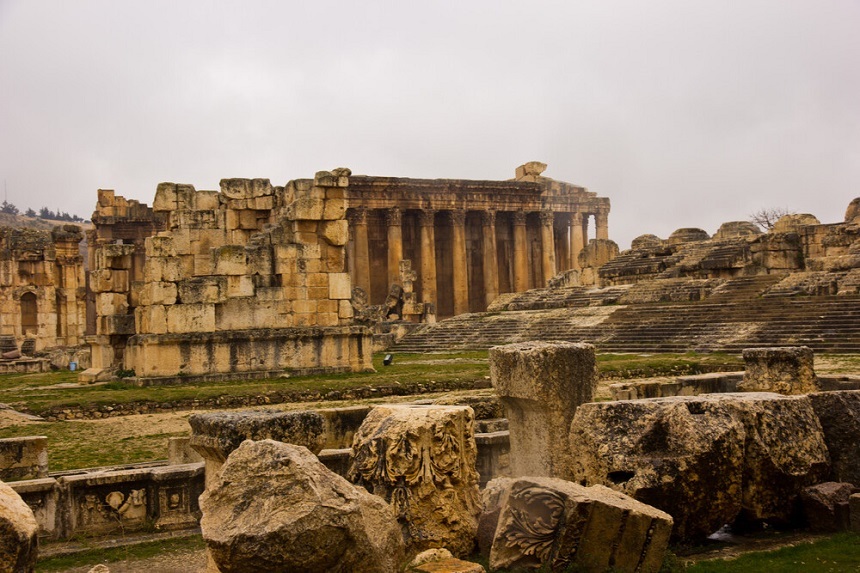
[
  {"left": 419, "top": 209, "right": 437, "bottom": 305},
  {"left": 539, "top": 211, "right": 557, "bottom": 285},
  {"left": 512, "top": 211, "right": 528, "bottom": 292},
  {"left": 556, "top": 216, "right": 570, "bottom": 273},
  {"left": 570, "top": 212, "right": 584, "bottom": 270},
  {"left": 489, "top": 341, "right": 597, "bottom": 479},
  {"left": 385, "top": 207, "right": 403, "bottom": 288},
  {"left": 481, "top": 211, "right": 499, "bottom": 307},
  {"left": 450, "top": 209, "right": 469, "bottom": 315},
  {"left": 347, "top": 208, "right": 371, "bottom": 296},
  {"left": 595, "top": 211, "right": 609, "bottom": 240}
]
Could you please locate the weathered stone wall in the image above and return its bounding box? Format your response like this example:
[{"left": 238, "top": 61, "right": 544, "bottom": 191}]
[
  {"left": 86, "top": 169, "right": 374, "bottom": 381},
  {"left": 0, "top": 225, "right": 86, "bottom": 352},
  {"left": 0, "top": 437, "right": 48, "bottom": 482}
]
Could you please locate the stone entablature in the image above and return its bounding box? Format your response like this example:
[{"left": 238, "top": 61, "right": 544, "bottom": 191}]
[{"left": 345, "top": 163, "right": 611, "bottom": 317}]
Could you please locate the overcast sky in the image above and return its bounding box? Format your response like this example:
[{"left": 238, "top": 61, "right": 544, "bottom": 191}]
[{"left": 1, "top": 1, "right": 858, "bottom": 249}]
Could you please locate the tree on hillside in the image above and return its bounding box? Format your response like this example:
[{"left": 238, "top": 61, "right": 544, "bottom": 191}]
[
  {"left": 0, "top": 200, "right": 18, "bottom": 215},
  {"left": 24, "top": 208, "right": 35, "bottom": 217},
  {"left": 749, "top": 207, "right": 794, "bottom": 231}
]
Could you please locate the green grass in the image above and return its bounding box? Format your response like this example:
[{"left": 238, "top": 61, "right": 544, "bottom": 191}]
[
  {"left": 685, "top": 532, "right": 860, "bottom": 572},
  {"left": 36, "top": 535, "right": 206, "bottom": 572}
]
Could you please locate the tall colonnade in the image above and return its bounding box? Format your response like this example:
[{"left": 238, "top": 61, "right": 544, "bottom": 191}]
[{"left": 345, "top": 163, "right": 610, "bottom": 318}]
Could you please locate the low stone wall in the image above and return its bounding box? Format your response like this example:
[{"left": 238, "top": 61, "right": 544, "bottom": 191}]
[
  {"left": 9, "top": 462, "right": 205, "bottom": 540},
  {"left": 125, "top": 325, "right": 373, "bottom": 381},
  {"left": 609, "top": 372, "right": 743, "bottom": 400},
  {"left": 0, "top": 436, "right": 48, "bottom": 482},
  {"left": 0, "top": 358, "right": 50, "bottom": 374}
]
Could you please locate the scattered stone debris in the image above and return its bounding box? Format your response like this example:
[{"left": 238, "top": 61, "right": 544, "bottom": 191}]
[{"left": 0, "top": 479, "right": 38, "bottom": 573}]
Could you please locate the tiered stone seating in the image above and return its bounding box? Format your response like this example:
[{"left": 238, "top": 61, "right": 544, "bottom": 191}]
[{"left": 392, "top": 275, "right": 860, "bottom": 354}]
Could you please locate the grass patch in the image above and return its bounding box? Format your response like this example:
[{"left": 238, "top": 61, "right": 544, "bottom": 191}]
[
  {"left": 686, "top": 532, "right": 860, "bottom": 572},
  {"left": 36, "top": 535, "right": 205, "bottom": 572}
]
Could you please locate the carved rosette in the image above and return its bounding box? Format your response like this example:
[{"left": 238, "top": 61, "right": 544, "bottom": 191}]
[
  {"left": 348, "top": 404, "right": 480, "bottom": 557},
  {"left": 500, "top": 486, "right": 565, "bottom": 564}
]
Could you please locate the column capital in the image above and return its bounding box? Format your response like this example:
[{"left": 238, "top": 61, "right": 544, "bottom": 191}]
[
  {"left": 385, "top": 206, "right": 402, "bottom": 227},
  {"left": 481, "top": 210, "right": 496, "bottom": 227},
  {"left": 448, "top": 209, "right": 466, "bottom": 227},
  {"left": 539, "top": 211, "right": 554, "bottom": 226},
  {"left": 347, "top": 207, "right": 367, "bottom": 225},
  {"left": 513, "top": 211, "right": 527, "bottom": 226},
  {"left": 570, "top": 211, "right": 583, "bottom": 225},
  {"left": 595, "top": 212, "right": 609, "bottom": 225},
  {"left": 418, "top": 209, "right": 436, "bottom": 227}
]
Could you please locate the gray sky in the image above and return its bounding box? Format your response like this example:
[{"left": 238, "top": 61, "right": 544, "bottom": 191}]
[{"left": 1, "top": 0, "right": 858, "bottom": 249}]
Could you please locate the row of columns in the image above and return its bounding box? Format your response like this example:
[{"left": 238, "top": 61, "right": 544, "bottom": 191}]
[{"left": 348, "top": 207, "right": 608, "bottom": 313}]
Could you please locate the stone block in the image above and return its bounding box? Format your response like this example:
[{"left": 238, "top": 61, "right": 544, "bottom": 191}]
[
  {"left": 95, "top": 292, "right": 129, "bottom": 316},
  {"left": 178, "top": 277, "right": 225, "bottom": 304},
  {"left": 145, "top": 256, "right": 182, "bottom": 283},
  {"left": 167, "top": 437, "right": 204, "bottom": 465},
  {"left": 488, "top": 478, "right": 672, "bottom": 573},
  {"left": 739, "top": 346, "right": 818, "bottom": 394},
  {"left": 200, "top": 440, "right": 404, "bottom": 573},
  {"left": 329, "top": 272, "right": 352, "bottom": 299},
  {"left": 851, "top": 493, "right": 860, "bottom": 532},
  {"left": 0, "top": 436, "right": 48, "bottom": 482},
  {"left": 78, "top": 368, "right": 112, "bottom": 384},
  {"left": 489, "top": 341, "right": 596, "bottom": 478},
  {"left": 349, "top": 404, "right": 480, "bottom": 557},
  {"left": 213, "top": 245, "right": 247, "bottom": 276},
  {"left": 135, "top": 305, "right": 167, "bottom": 335},
  {"left": 800, "top": 482, "right": 855, "bottom": 532},
  {"left": 569, "top": 393, "right": 831, "bottom": 540},
  {"left": 139, "top": 282, "right": 177, "bottom": 306},
  {"left": 0, "top": 480, "right": 38, "bottom": 572},
  {"left": 145, "top": 236, "right": 176, "bottom": 258},
  {"left": 290, "top": 195, "right": 324, "bottom": 220},
  {"left": 808, "top": 390, "right": 860, "bottom": 485},
  {"left": 219, "top": 178, "right": 253, "bottom": 200},
  {"left": 338, "top": 300, "right": 354, "bottom": 319},
  {"left": 166, "top": 304, "right": 216, "bottom": 334},
  {"left": 322, "top": 198, "right": 346, "bottom": 220},
  {"left": 321, "top": 218, "right": 349, "bottom": 247},
  {"left": 226, "top": 275, "right": 255, "bottom": 298}
]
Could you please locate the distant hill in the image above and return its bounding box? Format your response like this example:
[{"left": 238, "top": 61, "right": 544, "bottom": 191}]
[{"left": 0, "top": 212, "right": 92, "bottom": 232}]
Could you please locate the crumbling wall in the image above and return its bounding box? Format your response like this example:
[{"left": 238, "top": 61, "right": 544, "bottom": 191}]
[
  {"left": 0, "top": 225, "right": 86, "bottom": 352},
  {"left": 87, "top": 169, "right": 372, "bottom": 381}
]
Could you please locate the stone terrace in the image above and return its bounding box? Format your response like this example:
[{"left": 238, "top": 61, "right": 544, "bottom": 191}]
[{"left": 392, "top": 275, "right": 860, "bottom": 353}]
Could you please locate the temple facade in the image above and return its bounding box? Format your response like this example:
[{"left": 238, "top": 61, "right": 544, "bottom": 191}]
[{"left": 345, "top": 162, "right": 610, "bottom": 318}]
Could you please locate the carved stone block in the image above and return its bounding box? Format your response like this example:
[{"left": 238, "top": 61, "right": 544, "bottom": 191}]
[
  {"left": 349, "top": 404, "right": 481, "bottom": 557},
  {"left": 488, "top": 477, "right": 672, "bottom": 573},
  {"left": 739, "top": 346, "right": 818, "bottom": 395}
]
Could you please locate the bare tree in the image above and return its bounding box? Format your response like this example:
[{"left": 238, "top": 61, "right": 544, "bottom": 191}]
[{"left": 749, "top": 207, "right": 794, "bottom": 231}]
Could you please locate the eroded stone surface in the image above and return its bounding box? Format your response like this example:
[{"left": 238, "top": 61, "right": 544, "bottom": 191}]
[
  {"left": 800, "top": 482, "right": 855, "bottom": 532},
  {"left": 200, "top": 439, "right": 403, "bottom": 573},
  {"left": 490, "top": 341, "right": 596, "bottom": 478},
  {"left": 349, "top": 404, "right": 480, "bottom": 557},
  {"left": 739, "top": 346, "right": 818, "bottom": 395},
  {"left": 489, "top": 477, "right": 672, "bottom": 573},
  {"left": 569, "top": 393, "right": 831, "bottom": 540},
  {"left": 0, "top": 479, "right": 38, "bottom": 573},
  {"left": 808, "top": 390, "right": 860, "bottom": 486}
]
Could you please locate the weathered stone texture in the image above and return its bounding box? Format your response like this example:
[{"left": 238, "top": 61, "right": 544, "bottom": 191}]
[
  {"left": 0, "top": 479, "right": 38, "bottom": 573},
  {"left": 808, "top": 390, "right": 860, "bottom": 485},
  {"left": 489, "top": 341, "right": 596, "bottom": 478},
  {"left": 739, "top": 346, "right": 818, "bottom": 395},
  {"left": 488, "top": 477, "right": 672, "bottom": 573},
  {"left": 0, "top": 437, "right": 48, "bottom": 482},
  {"left": 201, "top": 440, "right": 404, "bottom": 573},
  {"left": 349, "top": 404, "right": 481, "bottom": 557},
  {"left": 569, "top": 393, "right": 831, "bottom": 540},
  {"left": 799, "top": 482, "right": 856, "bottom": 532}
]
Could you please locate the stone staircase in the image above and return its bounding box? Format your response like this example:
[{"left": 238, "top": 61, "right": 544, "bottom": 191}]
[{"left": 392, "top": 274, "right": 860, "bottom": 354}]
